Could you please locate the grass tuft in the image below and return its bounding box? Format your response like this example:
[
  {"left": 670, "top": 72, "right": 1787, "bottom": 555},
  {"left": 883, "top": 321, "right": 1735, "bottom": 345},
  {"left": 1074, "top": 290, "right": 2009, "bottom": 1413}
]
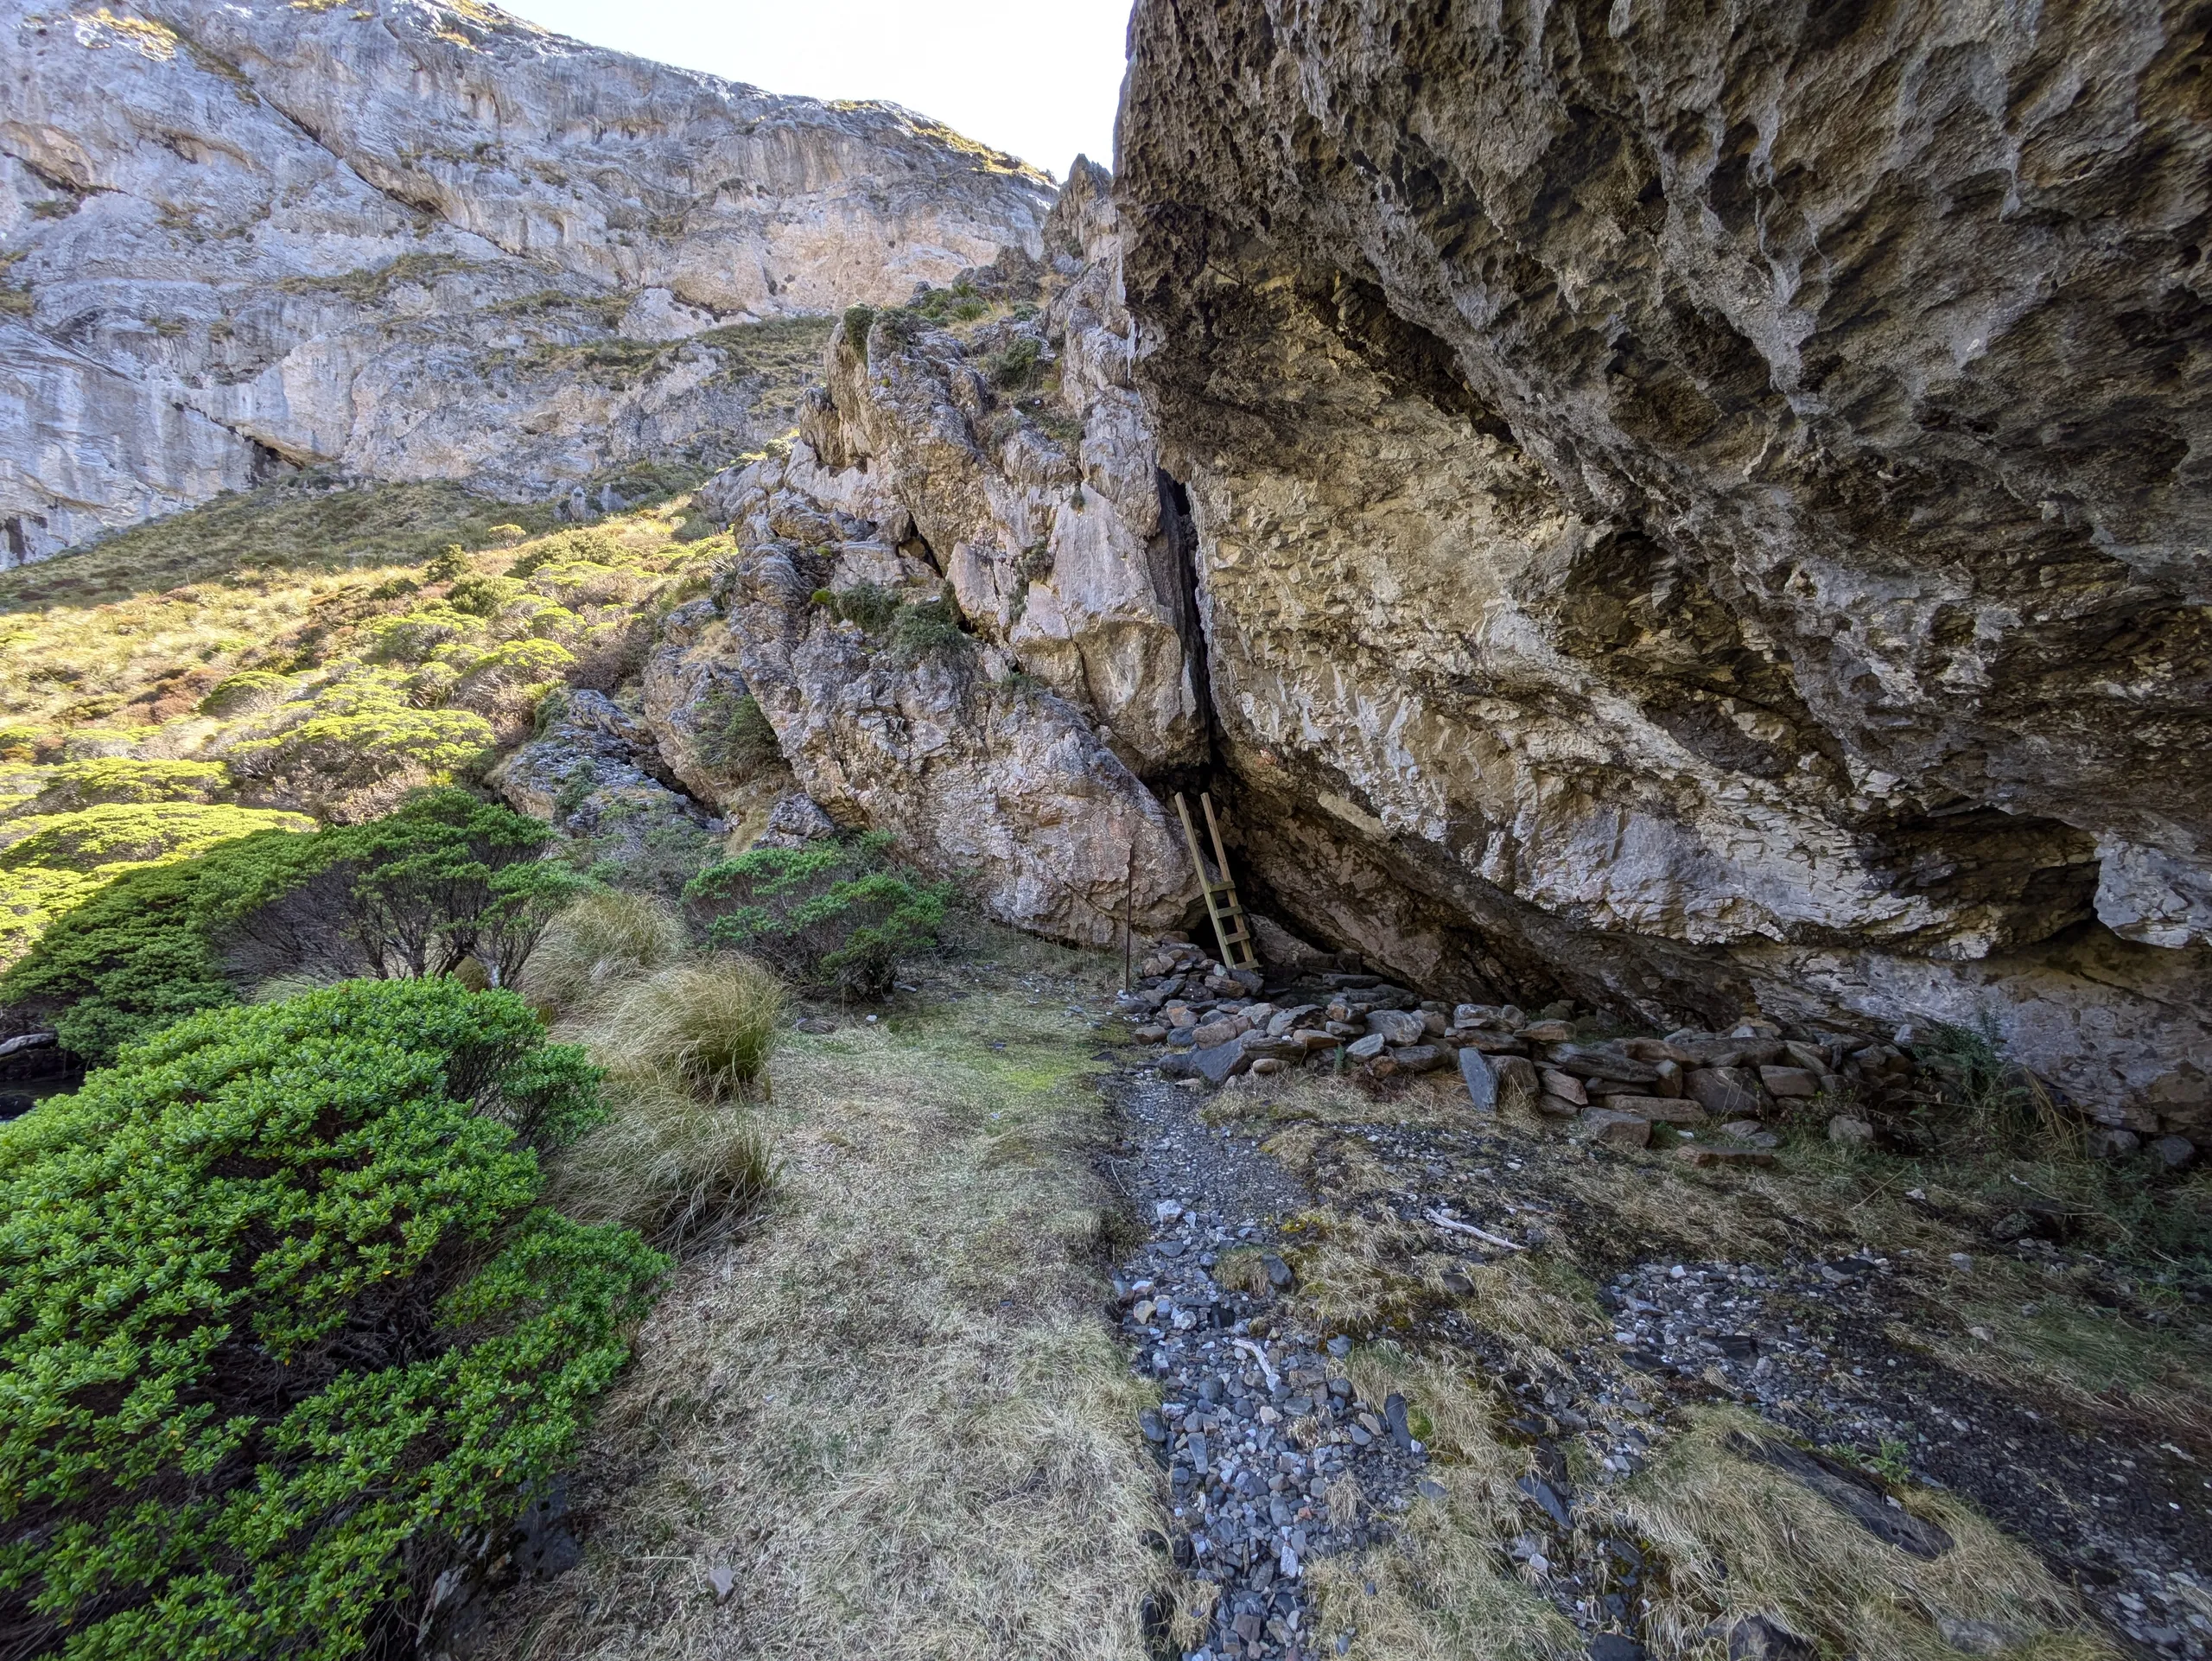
[
  {"left": 520, "top": 888, "right": 689, "bottom": 1018},
  {"left": 547, "top": 1060, "right": 775, "bottom": 1253},
  {"left": 598, "top": 955, "right": 785, "bottom": 1102}
]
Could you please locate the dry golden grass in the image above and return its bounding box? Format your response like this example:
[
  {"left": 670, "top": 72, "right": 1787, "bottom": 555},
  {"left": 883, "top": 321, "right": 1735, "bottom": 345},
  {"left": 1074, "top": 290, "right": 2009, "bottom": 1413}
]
[
  {"left": 521, "top": 889, "right": 690, "bottom": 1018},
  {"left": 546, "top": 1060, "right": 774, "bottom": 1253},
  {"left": 596, "top": 957, "right": 786, "bottom": 1102},
  {"left": 475, "top": 956, "right": 1167, "bottom": 1661},
  {"left": 1621, "top": 1407, "right": 2115, "bottom": 1661}
]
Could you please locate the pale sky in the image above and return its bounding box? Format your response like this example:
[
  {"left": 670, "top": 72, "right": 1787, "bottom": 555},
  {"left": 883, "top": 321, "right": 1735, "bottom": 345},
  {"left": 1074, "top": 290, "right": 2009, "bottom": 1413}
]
[{"left": 499, "top": 0, "right": 1135, "bottom": 181}]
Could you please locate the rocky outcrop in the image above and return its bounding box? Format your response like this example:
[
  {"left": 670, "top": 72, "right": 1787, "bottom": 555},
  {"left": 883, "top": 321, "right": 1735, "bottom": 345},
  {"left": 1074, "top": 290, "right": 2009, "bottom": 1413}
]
[
  {"left": 673, "top": 446, "right": 1192, "bottom": 946},
  {"left": 1, "top": 0, "right": 1054, "bottom": 562},
  {"left": 1114, "top": 0, "right": 2212, "bottom": 1128},
  {"left": 487, "top": 687, "right": 714, "bottom": 861},
  {"left": 698, "top": 161, "right": 1209, "bottom": 779}
]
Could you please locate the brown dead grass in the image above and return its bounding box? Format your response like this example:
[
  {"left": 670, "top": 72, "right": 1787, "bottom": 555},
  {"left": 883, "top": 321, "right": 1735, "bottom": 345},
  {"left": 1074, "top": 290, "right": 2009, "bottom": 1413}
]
[
  {"left": 1620, "top": 1407, "right": 2115, "bottom": 1661},
  {"left": 474, "top": 948, "right": 1166, "bottom": 1661}
]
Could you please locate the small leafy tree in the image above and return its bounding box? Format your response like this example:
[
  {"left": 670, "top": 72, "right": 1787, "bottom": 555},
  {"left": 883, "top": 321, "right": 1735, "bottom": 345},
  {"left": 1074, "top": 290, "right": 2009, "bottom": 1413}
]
[
  {"left": 3, "top": 792, "right": 589, "bottom": 1060},
  {"left": 683, "top": 832, "right": 949, "bottom": 998},
  {"left": 0, "top": 979, "right": 666, "bottom": 1660}
]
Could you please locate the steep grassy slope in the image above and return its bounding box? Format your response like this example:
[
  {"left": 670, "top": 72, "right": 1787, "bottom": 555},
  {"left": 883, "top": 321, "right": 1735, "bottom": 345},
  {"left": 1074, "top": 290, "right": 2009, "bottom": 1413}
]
[{"left": 0, "top": 473, "right": 747, "bottom": 964}]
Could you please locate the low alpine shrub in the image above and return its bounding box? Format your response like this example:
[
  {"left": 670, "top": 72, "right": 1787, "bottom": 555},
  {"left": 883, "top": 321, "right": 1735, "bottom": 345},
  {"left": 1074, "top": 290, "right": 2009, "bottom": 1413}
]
[
  {"left": 2, "top": 791, "right": 588, "bottom": 1061},
  {"left": 683, "top": 833, "right": 949, "bottom": 998},
  {"left": 0, "top": 978, "right": 667, "bottom": 1660}
]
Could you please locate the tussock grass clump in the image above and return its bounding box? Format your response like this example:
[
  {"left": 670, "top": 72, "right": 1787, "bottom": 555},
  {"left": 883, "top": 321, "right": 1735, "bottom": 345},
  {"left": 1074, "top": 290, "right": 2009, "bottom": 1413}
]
[
  {"left": 548, "top": 1060, "right": 775, "bottom": 1252},
  {"left": 598, "top": 955, "right": 785, "bottom": 1102},
  {"left": 1623, "top": 1408, "right": 2111, "bottom": 1661},
  {"left": 520, "top": 888, "right": 688, "bottom": 1016}
]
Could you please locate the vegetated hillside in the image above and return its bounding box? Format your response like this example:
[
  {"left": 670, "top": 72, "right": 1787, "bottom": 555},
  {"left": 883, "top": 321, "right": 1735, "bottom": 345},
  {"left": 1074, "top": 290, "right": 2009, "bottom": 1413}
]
[
  {"left": 1, "top": 0, "right": 1052, "bottom": 561},
  {"left": 0, "top": 459, "right": 768, "bottom": 964}
]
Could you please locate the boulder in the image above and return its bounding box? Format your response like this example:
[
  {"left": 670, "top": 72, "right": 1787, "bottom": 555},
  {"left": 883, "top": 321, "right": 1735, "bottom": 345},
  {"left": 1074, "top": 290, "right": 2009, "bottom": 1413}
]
[
  {"left": 1827, "top": 1116, "right": 1878, "bottom": 1149},
  {"left": 1606, "top": 1097, "right": 1709, "bottom": 1127},
  {"left": 1492, "top": 1055, "right": 1540, "bottom": 1108},
  {"left": 1760, "top": 1066, "right": 1821, "bottom": 1099},
  {"left": 1539, "top": 1069, "right": 1589, "bottom": 1107},
  {"left": 1365, "top": 1009, "right": 1427, "bottom": 1046},
  {"left": 1686, "top": 1067, "right": 1764, "bottom": 1121},
  {"left": 1118, "top": 0, "right": 2212, "bottom": 1130},
  {"left": 1580, "top": 1110, "right": 1652, "bottom": 1149}
]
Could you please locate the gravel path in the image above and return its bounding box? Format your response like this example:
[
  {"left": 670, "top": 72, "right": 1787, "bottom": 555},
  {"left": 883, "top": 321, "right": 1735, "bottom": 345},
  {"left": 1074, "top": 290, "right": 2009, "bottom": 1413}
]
[{"left": 1102, "top": 1071, "right": 1434, "bottom": 1661}]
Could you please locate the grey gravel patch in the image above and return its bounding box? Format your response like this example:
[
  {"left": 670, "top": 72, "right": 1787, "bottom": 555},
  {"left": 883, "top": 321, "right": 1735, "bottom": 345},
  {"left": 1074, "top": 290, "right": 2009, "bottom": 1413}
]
[{"left": 1101, "top": 1070, "right": 1433, "bottom": 1661}]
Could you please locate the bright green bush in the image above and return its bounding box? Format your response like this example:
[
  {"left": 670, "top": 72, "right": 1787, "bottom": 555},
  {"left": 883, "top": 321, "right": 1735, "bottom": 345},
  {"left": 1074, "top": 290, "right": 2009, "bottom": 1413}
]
[
  {"left": 683, "top": 832, "right": 949, "bottom": 998},
  {"left": 1, "top": 792, "right": 584, "bottom": 1061},
  {"left": 226, "top": 677, "right": 494, "bottom": 808},
  {"left": 364, "top": 605, "right": 480, "bottom": 665},
  {"left": 0, "top": 979, "right": 667, "bottom": 1660},
  {"left": 0, "top": 829, "right": 330, "bottom": 1061},
  {"left": 0, "top": 801, "right": 314, "bottom": 874},
  {"left": 23, "top": 757, "right": 228, "bottom": 809}
]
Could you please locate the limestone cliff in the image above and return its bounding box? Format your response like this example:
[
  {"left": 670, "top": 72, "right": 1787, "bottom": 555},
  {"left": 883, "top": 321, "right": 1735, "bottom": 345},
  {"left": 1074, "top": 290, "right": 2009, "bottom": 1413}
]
[
  {"left": 637, "top": 170, "right": 1198, "bottom": 944},
  {"left": 1108, "top": 0, "right": 2212, "bottom": 1129},
  {"left": 0, "top": 0, "right": 1053, "bottom": 562}
]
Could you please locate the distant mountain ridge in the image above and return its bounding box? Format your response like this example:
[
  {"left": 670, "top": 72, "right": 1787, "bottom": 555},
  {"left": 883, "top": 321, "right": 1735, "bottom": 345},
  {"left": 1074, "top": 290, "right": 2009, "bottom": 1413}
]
[{"left": 0, "top": 0, "right": 1055, "bottom": 563}]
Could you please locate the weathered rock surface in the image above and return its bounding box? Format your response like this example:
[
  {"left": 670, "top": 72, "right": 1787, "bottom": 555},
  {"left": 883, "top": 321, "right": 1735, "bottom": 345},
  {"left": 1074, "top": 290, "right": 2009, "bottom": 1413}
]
[
  {"left": 1115, "top": 0, "right": 2212, "bottom": 1128},
  {"left": 1, "top": 0, "right": 1054, "bottom": 561},
  {"left": 694, "top": 160, "right": 1208, "bottom": 777},
  {"left": 674, "top": 443, "right": 1194, "bottom": 945},
  {"left": 487, "top": 687, "right": 711, "bottom": 859}
]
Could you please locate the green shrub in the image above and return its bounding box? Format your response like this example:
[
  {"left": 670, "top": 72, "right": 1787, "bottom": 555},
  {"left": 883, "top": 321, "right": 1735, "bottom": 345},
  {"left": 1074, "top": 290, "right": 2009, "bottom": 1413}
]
[
  {"left": 813, "top": 582, "right": 901, "bottom": 633},
  {"left": 989, "top": 334, "right": 1041, "bottom": 388},
  {"left": 1, "top": 792, "right": 585, "bottom": 1061},
  {"left": 0, "top": 801, "right": 313, "bottom": 874},
  {"left": 0, "top": 979, "right": 666, "bottom": 1660},
  {"left": 908, "top": 281, "right": 988, "bottom": 324},
  {"left": 226, "top": 677, "right": 494, "bottom": 809},
  {"left": 0, "top": 830, "right": 315, "bottom": 1060},
  {"left": 810, "top": 582, "right": 968, "bottom": 661},
  {"left": 890, "top": 586, "right": 970, "bottom": 662},
  {"left": 841, "top": 304, "right": 876, "bottom": 360},
  {"left": 22, "top": 757, "right": 229, "bottom": 810},
  {"left": 683, "top": 833, "right": 949, "bottom": 998},
  {"left": 691, "top": 685, "right": 780, "bottom": 773},
  {"left": 423, "top": 543, "right": 472, "bottom": 583},
  {"left": 444, "top": 573, "right": 526, "bottom": 617}
]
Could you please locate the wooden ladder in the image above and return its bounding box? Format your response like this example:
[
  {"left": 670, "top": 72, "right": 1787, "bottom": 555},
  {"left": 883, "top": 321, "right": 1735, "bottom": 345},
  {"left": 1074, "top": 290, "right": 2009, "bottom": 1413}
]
[{"left": 1174, "top": 791, "right": 1261, "bottom": 973}]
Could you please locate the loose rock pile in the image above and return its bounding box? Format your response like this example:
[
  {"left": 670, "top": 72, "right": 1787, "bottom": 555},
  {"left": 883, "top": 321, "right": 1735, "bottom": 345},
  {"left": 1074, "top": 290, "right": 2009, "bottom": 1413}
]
[{"left": 1122, "top": 938, "right": 1929, "bottom": 1158}]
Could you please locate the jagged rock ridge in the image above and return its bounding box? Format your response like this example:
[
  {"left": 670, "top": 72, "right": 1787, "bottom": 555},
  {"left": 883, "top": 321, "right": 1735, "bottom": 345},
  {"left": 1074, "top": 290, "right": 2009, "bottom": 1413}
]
[{"left": 0, "top": 0, "right": 1054, "bottom": 562}]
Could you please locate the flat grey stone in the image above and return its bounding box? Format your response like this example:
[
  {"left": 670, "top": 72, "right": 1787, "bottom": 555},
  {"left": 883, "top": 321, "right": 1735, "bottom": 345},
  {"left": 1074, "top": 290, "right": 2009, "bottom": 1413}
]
[{"left": 1459, "top": 1044, "right": 1498, "bottom": 1111}]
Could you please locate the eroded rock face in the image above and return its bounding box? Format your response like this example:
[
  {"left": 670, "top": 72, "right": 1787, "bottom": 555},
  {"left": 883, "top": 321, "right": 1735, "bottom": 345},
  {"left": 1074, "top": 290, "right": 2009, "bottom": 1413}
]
[
  {"left": 686, "top": 448, "right": 1192, "bottom": 945},
  {"left": 739, "top": 161, "right": 1209, "bottom": 778},
  {"left": 487, "top": 688, "right": 713, "bottom": 862},
  {"left": 1116, "top": 0, "right": 2212, "bottom": 1126},
  {"left": 0, "top": 0, "right": 1053, "bottom": 562}
]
